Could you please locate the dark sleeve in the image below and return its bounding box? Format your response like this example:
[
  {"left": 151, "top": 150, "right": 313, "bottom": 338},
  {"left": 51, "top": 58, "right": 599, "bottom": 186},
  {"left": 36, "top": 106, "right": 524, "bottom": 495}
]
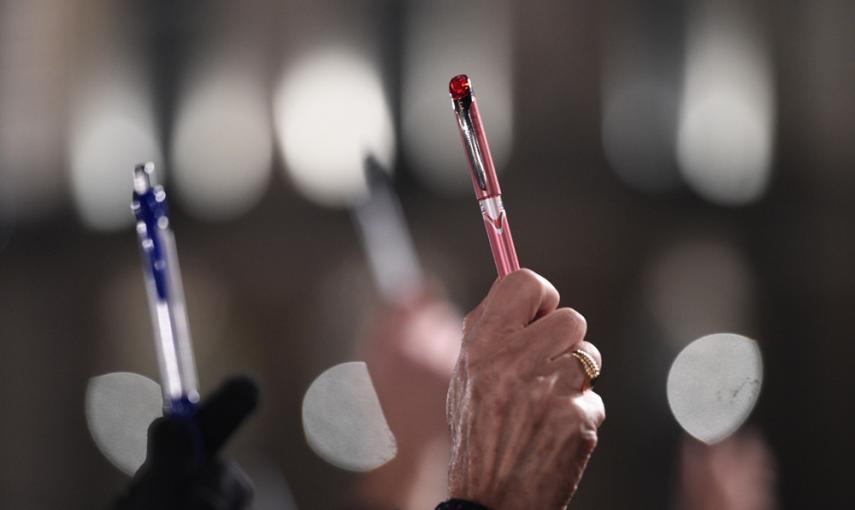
[{"left": 435, "top": 499, "right": 491, "bottom": 510}]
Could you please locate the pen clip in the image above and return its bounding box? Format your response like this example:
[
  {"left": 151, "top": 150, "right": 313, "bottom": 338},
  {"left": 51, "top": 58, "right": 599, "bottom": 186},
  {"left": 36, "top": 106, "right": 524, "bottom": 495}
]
[{"left": 454, "top": 98, "right": 489, "bottom": 192}]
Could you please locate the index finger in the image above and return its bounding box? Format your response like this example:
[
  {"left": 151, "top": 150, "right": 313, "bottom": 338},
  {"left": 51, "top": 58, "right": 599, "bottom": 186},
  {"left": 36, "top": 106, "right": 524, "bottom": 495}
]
[{"left": 480, "top": 269, "right": 560, "bottom": 332}]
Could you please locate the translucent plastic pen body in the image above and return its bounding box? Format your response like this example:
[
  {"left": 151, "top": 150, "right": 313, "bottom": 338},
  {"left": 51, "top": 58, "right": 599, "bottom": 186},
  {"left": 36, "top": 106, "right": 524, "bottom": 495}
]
[
  {"left": 131, "top": 162, "right": 199, "bottom": 416},
  {"left": 449, "top": 74, "right": 520, "bottom": 277},
  {"left": 351, "top": 156, "right": 423, "bottom": 302}
]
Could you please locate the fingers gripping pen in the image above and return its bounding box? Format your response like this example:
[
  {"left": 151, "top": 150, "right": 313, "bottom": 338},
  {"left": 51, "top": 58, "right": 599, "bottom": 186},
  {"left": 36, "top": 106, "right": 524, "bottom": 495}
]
[
  {"left": 132, "top": 162, "right": 200, "bottom": 417},
  {"left": 449, "top": 74, "right": 520, "bottom": 277}
]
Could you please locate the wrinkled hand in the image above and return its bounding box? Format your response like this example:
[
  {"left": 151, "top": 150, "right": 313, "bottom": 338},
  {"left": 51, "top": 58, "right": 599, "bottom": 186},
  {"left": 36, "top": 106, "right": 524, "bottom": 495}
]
[
  {"left": 113, "top": 376, "right": 259, "bottom": 510},
  {"left": 447, "top": 269, "right": 605, "bottom": 510}
]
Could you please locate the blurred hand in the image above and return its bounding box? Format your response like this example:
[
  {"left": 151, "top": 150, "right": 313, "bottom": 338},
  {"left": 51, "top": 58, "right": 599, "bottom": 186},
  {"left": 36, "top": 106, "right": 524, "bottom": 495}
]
[
  {"left": 678, "top": 429, "right": 778, "bottom": 510},
  {"left": 353, "top": 286, "right": 462, "bottom": 507},
  {"left": 447, "top": 269, "right": 605, "bottom": 510},
  {"left": 112, "top": 375, "right": 259, "bottom": 510},
  {"left": 361, "top": 285, "right": 462, "bottom": 450}
]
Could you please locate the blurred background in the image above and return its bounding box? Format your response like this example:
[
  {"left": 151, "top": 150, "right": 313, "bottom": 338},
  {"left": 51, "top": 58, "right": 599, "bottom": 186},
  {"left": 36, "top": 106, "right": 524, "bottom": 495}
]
[{"left": 0, "top": 0, "right": 853, "bottom": 508}]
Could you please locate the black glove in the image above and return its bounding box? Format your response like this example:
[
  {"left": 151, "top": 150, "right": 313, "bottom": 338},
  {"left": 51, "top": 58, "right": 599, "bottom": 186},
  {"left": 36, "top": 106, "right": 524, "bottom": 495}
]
[{"left": 112, "top": 375, "right": 259, "bottom": 510}]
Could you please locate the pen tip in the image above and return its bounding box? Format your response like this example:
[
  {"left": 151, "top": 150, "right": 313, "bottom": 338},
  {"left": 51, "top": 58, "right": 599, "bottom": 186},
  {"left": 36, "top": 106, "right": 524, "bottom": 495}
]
[
  {"left": 363, "top": 154, "right": 389, "bottom": 189},
  {"left": 449, "top": 74, "right": 472, "bottom": 100}
]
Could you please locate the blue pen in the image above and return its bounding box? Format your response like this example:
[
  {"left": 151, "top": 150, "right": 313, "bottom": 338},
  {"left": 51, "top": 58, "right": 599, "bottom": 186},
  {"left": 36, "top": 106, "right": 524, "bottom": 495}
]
[{"left": 131, "top": 162, "right": 199, "bottom": 417}]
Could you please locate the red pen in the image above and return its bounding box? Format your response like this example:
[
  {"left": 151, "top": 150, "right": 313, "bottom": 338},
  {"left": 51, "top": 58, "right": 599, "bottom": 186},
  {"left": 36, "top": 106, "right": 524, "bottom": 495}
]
[{"left": 449, "top": 74, "right": 520, "bottom": 277}]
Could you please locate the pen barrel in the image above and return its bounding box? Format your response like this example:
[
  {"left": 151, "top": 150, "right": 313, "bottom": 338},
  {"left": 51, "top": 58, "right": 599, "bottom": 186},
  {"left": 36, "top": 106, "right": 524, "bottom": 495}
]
[
  {"left": 479, "top": 196, "right": 519, "bottom": 277},
  {"left": 132, "top": 164, "right": 200, "bottom": 417},
  {"left": 450, "top": 77, "right": 518, "bottom": 277},
  {"left": 352, "top": 189, "right": 423, "bottom": 303},
  {"left": 159, "top": 229, "right": 199, "bottom": 406},
  {"left": 137, "top": 219, "right": 200, "bottom": 413}
]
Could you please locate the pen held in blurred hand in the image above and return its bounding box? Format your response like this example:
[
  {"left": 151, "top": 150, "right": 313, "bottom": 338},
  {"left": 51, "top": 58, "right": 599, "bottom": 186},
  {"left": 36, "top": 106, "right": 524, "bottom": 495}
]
[
  {"left": 131, "top": 162, "right": 199, "bottom": 417},
  {"left": 449, "top": 74, "right": 519, "bottom": 278},
  {"left": 351, "top": 156, "right": 424, "bottom": 302}
]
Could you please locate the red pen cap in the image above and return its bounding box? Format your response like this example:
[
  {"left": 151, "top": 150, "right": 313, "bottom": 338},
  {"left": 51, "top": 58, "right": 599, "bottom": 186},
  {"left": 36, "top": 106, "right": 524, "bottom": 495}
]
[{"left": 449, "top": 74, "right": 472, "bottom": 100}]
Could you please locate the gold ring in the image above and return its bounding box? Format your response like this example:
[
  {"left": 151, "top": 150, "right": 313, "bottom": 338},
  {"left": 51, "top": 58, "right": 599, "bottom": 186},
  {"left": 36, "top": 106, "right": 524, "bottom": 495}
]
[{"left": 569, "top": 350, "right": 600, "bottom": 389}]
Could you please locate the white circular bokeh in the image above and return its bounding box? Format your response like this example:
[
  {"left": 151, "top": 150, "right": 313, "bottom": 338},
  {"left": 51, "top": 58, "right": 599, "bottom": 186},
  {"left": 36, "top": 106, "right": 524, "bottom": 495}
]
[
  {"left": 69, "top": 72, "right": 161, "bottom": 232},
  {"left": 85, "top": 371, "right": 163, "bottom": 475},
  {"left": 172, "top": 65, "right": 273, "bottom": 221},
  {"left": 667, "top": 333, "right": 763, "bottom": 444},
  {"left": 273, "top": 50, "right": 395, "bottom": 208},
  {"left": 302, "top": 361, "right": 397, "bottom": 471}
]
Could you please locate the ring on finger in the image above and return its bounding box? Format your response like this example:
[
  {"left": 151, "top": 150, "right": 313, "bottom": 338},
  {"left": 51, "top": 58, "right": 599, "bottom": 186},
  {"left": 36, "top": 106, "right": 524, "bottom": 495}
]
[{"left": 569, "top": 349, "right": 600, "bottom": 390}]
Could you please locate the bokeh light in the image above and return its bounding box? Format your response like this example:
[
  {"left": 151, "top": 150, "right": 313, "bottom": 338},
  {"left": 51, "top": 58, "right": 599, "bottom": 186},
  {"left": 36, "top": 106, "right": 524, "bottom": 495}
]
[
  {"left": 302, "top": 361, "right": 397, "bottom": 471},
  {"left": 643, "top": 236, "right": 756, "bottom": 349},
  {"left": 85, "top": 372, "right": 162, "bottom": 475},
  {"left": 171, "top": 61, "right": 273, "bottom": 221},
  {"left": 274, "top": 49, "right": 395, "bottom": 208},
  {"left": 69, "top": 68, "right": 161, "bottom": 231},
  {"left": 667, "top": 333, "right": 763, "bottom": 444},
  {"left": 676, "top": 2, "right": 774, "bottom": 205}
]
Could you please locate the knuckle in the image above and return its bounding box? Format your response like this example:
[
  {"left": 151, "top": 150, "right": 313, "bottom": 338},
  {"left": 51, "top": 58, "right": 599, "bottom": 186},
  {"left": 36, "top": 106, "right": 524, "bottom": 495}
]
[
  {"left": 514, "top": 267, "right": 540, "bottom": 283},
  {"left": 588, "top": 392, "right": 606, "bottom": 426},
  {"left": 562, "top": 308, "right": 587, "bottom": 338},
  {"left": 557, "top": 398, "right": 601, "bottom": 453},
  {"left": 547, "top": 308, "right": 587, "bottom": 339},
  {"left": 567, "top": 397, "right": 587, "bottom": 419},
  {"left": 566, "top": 394, "right": 604, "bottom": 427},
  {"left": 508, "top": 268, "right": 544, "bottom": 296},
  {"left": 588, "top": 345, "right": 603, "bottom": 371},
  {"left": 578, "top": 428, "right": 599, "bottom": 454}
]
